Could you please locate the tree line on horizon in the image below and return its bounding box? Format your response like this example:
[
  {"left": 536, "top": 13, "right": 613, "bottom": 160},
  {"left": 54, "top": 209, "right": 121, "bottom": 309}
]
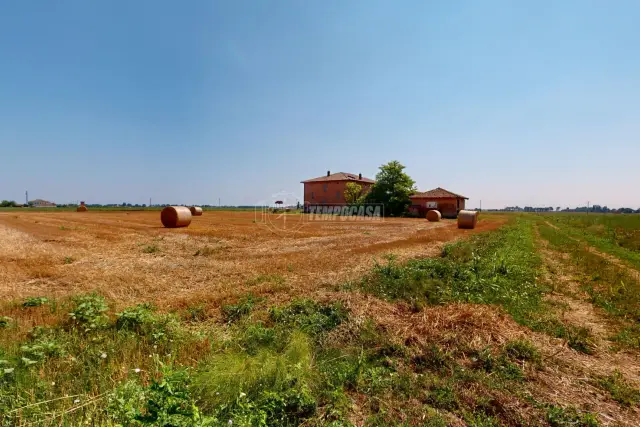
[
  {"left": 498, "top": 205, "right": 640, "bottom": 214},
  {"left": 3, "top": 163, "right": 638, "bottom": 216}
]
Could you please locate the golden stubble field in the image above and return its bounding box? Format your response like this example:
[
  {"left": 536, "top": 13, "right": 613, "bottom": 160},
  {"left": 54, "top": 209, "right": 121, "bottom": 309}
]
[{"left": 0, "top": 210, "right": 503, "bottom": 311}]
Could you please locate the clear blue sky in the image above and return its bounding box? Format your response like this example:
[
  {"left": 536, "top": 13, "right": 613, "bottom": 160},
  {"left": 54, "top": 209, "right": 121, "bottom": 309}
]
[{"left": 1, "top": 1, "right": 639, "bottom": 209}]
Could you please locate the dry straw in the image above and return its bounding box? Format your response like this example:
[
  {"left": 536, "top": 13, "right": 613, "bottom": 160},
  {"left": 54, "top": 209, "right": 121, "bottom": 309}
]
[
  {"left": 426, "top": 210, "right": 441, "bottom": 222},
  {"left": 161, "top": 206, "right": 192, "bottom": 228},
  {"left": 76, "top": 206, "right": 88, "bottom": 212},
  {"left": 189, "top": 206, "right": 203, "bottom": 216},
  {"left": 457, "top": 210, "right": 478, "bottom": 229}
]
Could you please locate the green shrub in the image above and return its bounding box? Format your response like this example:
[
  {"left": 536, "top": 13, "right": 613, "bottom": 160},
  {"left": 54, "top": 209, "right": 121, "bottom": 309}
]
[
  {"left": 116, "top": 303, "right": 155, "bottom": 331},
  {"left": 68, "top": 293, "right": 110, "bottom": 332},
  {"left": 222, "top": 294, "right": 260, "bottom": 323},
  {"left": 106, "top": 379, "right": 147, "bottom": 425},
  {"left": 0, "top": 316, "right": 11, "bottom": 328},
  {"left": 20, "top": 333, "right": 65, "bottom": 364},
  {"left": 135, "top": 364, "right": 205, "bottom": 426},
  {"left": 269, "top": 299, "right": 347, "bottom": 336},
  {"left": 241, "top": 323, "right": 277, "bottom": 354},
  {"left": 116, "top": 303, "right": 180, "bottom": 344}
]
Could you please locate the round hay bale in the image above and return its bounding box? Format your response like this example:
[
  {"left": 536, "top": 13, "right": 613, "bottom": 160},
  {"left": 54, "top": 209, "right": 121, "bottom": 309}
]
[
  {"left": 161, "top": 206, "right": 192, "bottom": 228},
  {"left": 76, "top": 205, "right": 88, "bottom": 212},
  {"left": 426, "top": 210, "right": 441, "bottom": 222},
  {"left": 457, "top": 210, "right": 478, "bottom": 229},
  {"left": 189, "top": 206, "right": 203, "bottom": 216}
]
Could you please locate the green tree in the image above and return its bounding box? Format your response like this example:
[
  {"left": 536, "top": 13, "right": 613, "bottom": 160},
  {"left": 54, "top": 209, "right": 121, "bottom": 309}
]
[
  {"left": 366, "top": 161, "right": 416, "bottom": 216},
  {"left": 0, "top": 200, "right": 17, "bottom": 207},
  {"left": 344, "top": 182, "right": 366, "bottom": 205}
]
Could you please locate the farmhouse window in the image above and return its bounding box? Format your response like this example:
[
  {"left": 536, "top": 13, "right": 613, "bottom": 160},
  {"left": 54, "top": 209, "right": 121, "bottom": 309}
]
[
  {"left": 336, "top": 191, "right": 340, "bottom": 200},
  {"left": 323, "top": 184, "right": 328, "bottom": 192},
  {"left": 311, "top": 192, "right": 314, "bottom": 200}
]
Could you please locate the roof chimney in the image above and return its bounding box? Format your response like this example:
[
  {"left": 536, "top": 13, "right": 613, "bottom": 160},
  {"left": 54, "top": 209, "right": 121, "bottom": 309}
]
[
  {"left": 327, "top": 170, "right": 330, "bottom": 176},
  {"left": 358, "top": 173, "right": 362, "bottom": 180}
]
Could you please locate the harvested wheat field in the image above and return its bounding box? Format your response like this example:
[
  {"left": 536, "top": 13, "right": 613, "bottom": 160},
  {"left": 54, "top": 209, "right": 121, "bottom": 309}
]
[
  {"left": 2, "top": 211, "right": 640, "bottom": 426},
  {"left": 0, "top": 210, "right": 500, "bottom": 309}
]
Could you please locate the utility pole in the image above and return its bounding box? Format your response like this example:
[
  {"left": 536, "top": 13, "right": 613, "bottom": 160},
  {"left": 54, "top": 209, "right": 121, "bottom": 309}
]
[
  {"left": 587, "top": 201, "right": 590, "bottom": 214},
  {"left": 149, "top": 197, "right": 152, "bottom": 208},
  {"left": 25, "top": 191, "right": 28, "bottom": 205},
  {"left": 480, "top": 200, "right": 482, "bottom": 212},
  {"left": 218, "top": 198, "right": 221, "bottom": 207}
]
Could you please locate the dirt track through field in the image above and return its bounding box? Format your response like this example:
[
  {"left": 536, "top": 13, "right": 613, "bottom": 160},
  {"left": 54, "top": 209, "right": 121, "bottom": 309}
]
[
  {"left": 534, "top": 228, "right": 640, "bottom": 424},
  {"left": 0, "top": 211, "right": 503, "bottom": 309}
]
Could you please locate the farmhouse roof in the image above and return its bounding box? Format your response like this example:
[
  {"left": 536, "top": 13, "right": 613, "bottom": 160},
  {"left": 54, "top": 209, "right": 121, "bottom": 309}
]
[
  {"left": 410, "top": 187, "right": 468, "bottom": 200},
  {"left": 301, "top": 172, "right": 375, "bottom": 184}
]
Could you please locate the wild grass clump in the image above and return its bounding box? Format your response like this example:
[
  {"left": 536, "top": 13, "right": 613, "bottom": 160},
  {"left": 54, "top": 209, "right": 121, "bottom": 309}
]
[
  {"left": 611, "top": 324, "right": 640, "bottom": 349},
  {"left": 116, "top": 303, "right": 180, "bottom": 344},
  {"left": 0, "top": 296, "right": 207, "bottom": 426},
  {"left": 503, "top": 339, "right": 541, "bottom": 365},
  {"left": 142, "top": 244, "right": 161, "bottom": 254},
  {"left": 597, "top": 371, "right": 640, "bottom": 407},
  {"left": 269, "top": 299, "right": 348, "bottom": 337},
  {"left": 545, "top": 404, "right": 600, "bottom": 426},
  {"left": 195, "top": 331, "right": 317, "bottom": 424}
]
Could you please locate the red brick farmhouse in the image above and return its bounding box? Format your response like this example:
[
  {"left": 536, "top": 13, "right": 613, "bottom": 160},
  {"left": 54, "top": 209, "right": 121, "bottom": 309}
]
[{"left": 301, "top": 171, "right": 374, "bottom": 210}]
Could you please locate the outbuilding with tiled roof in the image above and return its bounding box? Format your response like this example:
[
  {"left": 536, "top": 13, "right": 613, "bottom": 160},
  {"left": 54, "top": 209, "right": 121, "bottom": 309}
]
[{"left": 409, "top": 187, "right": 467, "bottom": 218}]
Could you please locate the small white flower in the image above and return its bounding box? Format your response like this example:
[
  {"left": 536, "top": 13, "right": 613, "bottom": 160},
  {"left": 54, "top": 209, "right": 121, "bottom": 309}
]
[
  {"left": 51, "top": 382, "right": 55, "bottom": 386},
  {"left": 153, "top": 345, "right": 157, "bottom": 349},
  {"left": 73, "top": 399, "right": 80, "bottom": 404},
  {"left": 216, "top": 392, "right": 220, "bottom": 395},
  {"left": 228, "top": 420, "right": 233, "bottom": 425},
  {"left": 134, "top": 368, "right": 141, "bottom": 373},
  {"left": 100, "top": 353, "right": 107, "bottom": 359},
  {"left": 239, "top": 392, "right": 246, "bottom": 398}
]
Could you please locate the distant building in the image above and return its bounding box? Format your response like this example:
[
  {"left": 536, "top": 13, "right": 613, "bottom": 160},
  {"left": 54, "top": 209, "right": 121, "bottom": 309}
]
[
  {"left": 409, "top": 187, "right": 468, "bottom": 218},
  {"left": 301, "top": 171, "right": 375, "bottom": 209},
  {"left": 30, "top": 199, "right": 56, "bottom": 208}
]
